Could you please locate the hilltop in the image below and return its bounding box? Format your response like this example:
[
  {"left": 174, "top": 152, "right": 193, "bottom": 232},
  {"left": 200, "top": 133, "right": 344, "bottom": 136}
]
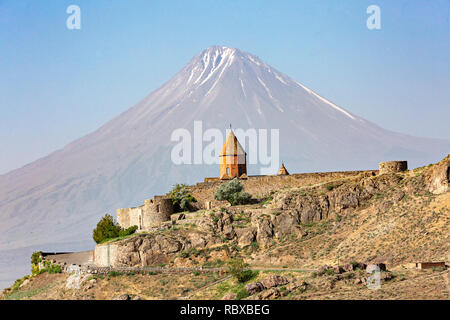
[{"left": 2, "top": 155, "right": 448, "bottom": 300}]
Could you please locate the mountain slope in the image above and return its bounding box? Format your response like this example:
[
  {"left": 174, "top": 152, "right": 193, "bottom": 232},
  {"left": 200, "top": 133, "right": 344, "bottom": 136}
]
[{"left": 0, "top": 45, "right": 449, "bottom": 255}]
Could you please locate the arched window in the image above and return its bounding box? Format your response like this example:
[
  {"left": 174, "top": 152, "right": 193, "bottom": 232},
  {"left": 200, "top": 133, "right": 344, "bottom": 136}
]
[{"left": 226, "top": 167, "right": 230, "bottom": 175}]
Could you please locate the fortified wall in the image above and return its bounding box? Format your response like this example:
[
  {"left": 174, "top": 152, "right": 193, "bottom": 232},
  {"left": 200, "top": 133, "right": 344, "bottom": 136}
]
[
  {"left": 116, "top": 163, "right": 411, "bottom": 229},
  {"left": 117, "top": 196, "right": 173, "bottom": 231},
  {"left": 189, "top": 170, "right": 378, "bottom": 210},
  {"left": 378, "top": 161, "right": 408, "bottom": 175}
]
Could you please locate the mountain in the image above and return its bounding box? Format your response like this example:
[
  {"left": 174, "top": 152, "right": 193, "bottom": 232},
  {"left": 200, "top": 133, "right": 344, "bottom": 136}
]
[{"left": 0, "top": 45, "right": 449, "bottom": 255}]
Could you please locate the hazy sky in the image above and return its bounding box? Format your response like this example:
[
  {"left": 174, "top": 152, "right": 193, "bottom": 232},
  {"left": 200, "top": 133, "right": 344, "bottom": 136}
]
[{"left": 0, "top": 0, "right": 449, "bottom": 174}]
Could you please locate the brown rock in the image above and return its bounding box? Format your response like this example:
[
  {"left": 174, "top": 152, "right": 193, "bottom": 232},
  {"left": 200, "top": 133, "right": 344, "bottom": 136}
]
[
  {"left": 235, "top": 228, "right": 256, "bottom": 247},
  {"left": 222, "top": 292, "right": 237, "bottom": 300},
  {"left": 381, "top": 272, "right": 394, "bottom": 281},
  {"left": 256, "top": 217, "right": 273, "bottom": 245},
  {"left": 245, "top": 282, "right": 265, "bottom": 295},
  {"left": 259, "top": 288, "right": 280, "bottom": 300},
  {"left": 261, "top": 275, "right": 289, "bottom": 289}
]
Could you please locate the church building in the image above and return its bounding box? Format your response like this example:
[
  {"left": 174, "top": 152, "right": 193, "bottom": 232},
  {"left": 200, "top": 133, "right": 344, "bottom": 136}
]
[{"left": 219, "top": 130, "right": 247, "bottom": 179}]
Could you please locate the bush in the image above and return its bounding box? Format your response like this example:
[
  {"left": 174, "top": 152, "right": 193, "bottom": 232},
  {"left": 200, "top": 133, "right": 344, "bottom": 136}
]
[
  {"left": 214, "top": 178, "right": 251, "bottom": 205},
  {"left": 119, "top": 225, "right": 138, "bottom": 237},
  {"left": 236, "top": 287, "right": 249, "bottom": 300},
  {"left": 92, "top": 214, "right": 122, "bottom": 244},
  {"left": 226, "top": 258, "right": 256, "bottom": 283},
  {"left": 31, "top": 251, "right": 42, "bottom": 265},
  {"left": 170, "top": 184, "right": 197, "bottom": 212},
  {"left": 47, "top": 264, "right": 62, "bottom": 274}
]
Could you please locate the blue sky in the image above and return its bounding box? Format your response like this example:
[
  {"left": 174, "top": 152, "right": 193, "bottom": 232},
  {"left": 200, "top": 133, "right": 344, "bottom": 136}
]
[{"left": 0, "top": 0, "right": 449, "bottom": 174}]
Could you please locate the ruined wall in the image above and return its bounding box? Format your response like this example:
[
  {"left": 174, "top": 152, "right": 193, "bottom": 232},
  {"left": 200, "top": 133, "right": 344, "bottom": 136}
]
[
  {"left": 117, "top": 196, "right": 173, "bottom": 231},
  {"left": 143, "top": 197, "right": 173, "bottom": 227},
  {"left": 379, "top": 161, "right": 408, "bottom": 174},
  {"left": 117, "top": 206, "right": 143, "bottom": 230}
]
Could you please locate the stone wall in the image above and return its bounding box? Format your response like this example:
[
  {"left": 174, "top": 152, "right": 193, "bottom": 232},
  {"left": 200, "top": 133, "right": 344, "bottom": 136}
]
[
  {"left": 94, "top": 243, "right": 119, "bottom": 267},
  {"left": 117, "top": 196, "right": 173, "bottom": 231},
  {"left": 144, "top": 197, "right": 173, "bottom": 227},
  {"left": 190, "top": 170, "right": 377, "bottom": 209},
  {"left": 117, "top": 206, "right": 144, "bottom": 230}
]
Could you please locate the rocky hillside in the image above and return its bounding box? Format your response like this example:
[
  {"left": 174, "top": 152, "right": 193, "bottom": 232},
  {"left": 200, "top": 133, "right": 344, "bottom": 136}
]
[
  {"left": 94, "top": 155, "right": 449, "bottom": 270},
  {"left": 2, "top": 155, "right": 448, "bottom": 300}
]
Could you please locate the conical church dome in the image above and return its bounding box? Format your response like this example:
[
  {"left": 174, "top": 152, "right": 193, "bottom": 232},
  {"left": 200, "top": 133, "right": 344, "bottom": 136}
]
[{"left": 277, "top": 163, "right": 289, "bottom": 175}]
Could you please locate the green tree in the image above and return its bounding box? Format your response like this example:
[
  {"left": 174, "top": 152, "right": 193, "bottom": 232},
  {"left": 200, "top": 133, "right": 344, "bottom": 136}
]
[
  {"left": 226, "top": 257, "right": 256, "bottom": 283},
  {"left": 214, "top": 178, "right": 251, "bottom": 205},
  {"left": 31, "top": 251, "right": 42, "bottom": 265},
  {"left": 92, "top": 214, "right": 122, "bottom": 244},
  {"left": 170, "top": 184, "right": 197, "bottom": 212}
]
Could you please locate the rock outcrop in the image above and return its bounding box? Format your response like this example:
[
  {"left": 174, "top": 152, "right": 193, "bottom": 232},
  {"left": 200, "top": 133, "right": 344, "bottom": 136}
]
[{"left": 425, "top": 154, "right": 450, "bottom": 194}]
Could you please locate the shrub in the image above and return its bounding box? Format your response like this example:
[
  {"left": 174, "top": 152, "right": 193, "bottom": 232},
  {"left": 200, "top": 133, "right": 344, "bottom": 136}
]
[
  {"left": 47, "top": 264, "right": 62, "bottom": 274},
  {"left": 170, "top": 184, "right": 197, "bottom": 212},
  {"left": 226, "top": 258, "right": 256, "bottom": 283},
  {"left": 214, "top": 178, "right": 251, "bottom": 205},
  {"left": 236, "top": 287, "right": 249, "bottom": 300},
  {"left": 31, "top": 251, "right": 42, "bottom": 265},
  {"left": 119, "top": 225, "right": 138, "bottom": 237},
  {"left": 108, "top": 271, "right": 121, "bottom": 277},
  {"left": 92, "top": 214, "right": 122, "bottom": 244}
]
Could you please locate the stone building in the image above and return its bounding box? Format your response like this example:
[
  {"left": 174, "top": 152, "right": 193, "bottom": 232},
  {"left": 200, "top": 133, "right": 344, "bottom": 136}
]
[
  {"left": 219, "top": 130, "right": 247, "bottom": 179},
  {"left": 379, "top": 161, "right": 408, "bottom": 174},
  {"left": 117, "top": 195, "right": 173, "bottom": 231}
]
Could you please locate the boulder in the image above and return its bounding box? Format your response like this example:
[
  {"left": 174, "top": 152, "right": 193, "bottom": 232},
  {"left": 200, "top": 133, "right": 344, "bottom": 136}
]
[
  {"left": 259, "top": 288, "right": 280, "bottom": 300},
  {"left": 261, "top": 275, "right": 289, "bottom": 289},
  {"left": 245, "top": 282, "right": 265, "bottom": 295}
]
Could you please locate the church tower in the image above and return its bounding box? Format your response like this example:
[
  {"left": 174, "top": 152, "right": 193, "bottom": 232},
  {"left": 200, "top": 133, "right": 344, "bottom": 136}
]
[{"left": 219, "top": 130, "right": 247, "bottom": 179}]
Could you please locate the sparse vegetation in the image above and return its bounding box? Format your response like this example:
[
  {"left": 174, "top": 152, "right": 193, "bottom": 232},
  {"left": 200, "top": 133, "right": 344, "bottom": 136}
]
[
  {"left": 226, "top": 257, "right": 257, "bottom": 283},
  {"left": 214, "top": 178, "right": 251, "bottom": 205},
  {"left": 170, "top": 184, "right": 197, "bottom": 212}
]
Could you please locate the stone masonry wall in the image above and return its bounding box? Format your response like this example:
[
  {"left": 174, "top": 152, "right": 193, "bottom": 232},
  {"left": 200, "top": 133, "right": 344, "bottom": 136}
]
[
  {"left": 379, "top": 161, "right": 408, "bottom": 174},
  {"left": 117, "top": 206, "right": 143, "bottom": 230},
  {"left": 189, "top": 170, "right": 377, "bottom": 209},
  {"left": 94, "top": 243, "right": 119, "bottom": 267}
]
